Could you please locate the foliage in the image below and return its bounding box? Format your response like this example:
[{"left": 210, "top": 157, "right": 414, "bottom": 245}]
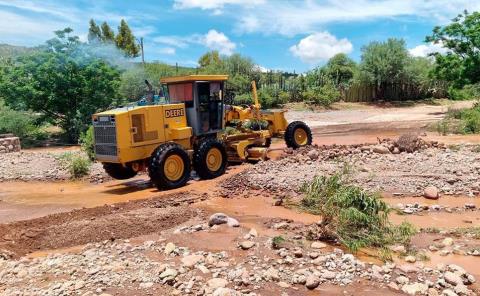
[
  {"left": 79, "top": 126, "right": 95, "bottom": 160},
  {"left": 360, "top": 38, "right": 409, "bottom": 87},
  {"left": 242, "top": 119, "right": 269, "bottom": 130},
  {"left": 0, "top": 28, "right": 122, "bottom": 142},
  {"left": 447, "top": 84, "right": 480, "bottom": 101},
  {"left": 272, "top": 236, "right": 286, "bottom": 249},
  {"left": 0, "top": 100, "right": 48, "bottom": 146},
  {"left": 58, "top": 152, "right": 91, "bottom": 178},
  {"left": 101, "top": 22, "right": 115, "bottom": 43},
  {"left": 300, "top": 172, "right": 415, "bottom": 252},
  {"left": 88, "top": 19, "right": 102, "bottom": 43},
  {"left": 301, "top": 83, "right": 340, "bottom": 107},
  {"left": 119, "top": 63, "right": 194, "bottom": 101},
  {"left": 115, "top": 19, "right": 140, "bottom": 57},
  {"left": 437, "top": 103, "right": 480, "bottom": 134},
  {"left": 198, "top": 50, "right": 221, "bottom": 68},
  {"left": 323, "top": 53, "right": 358, "bottom": 87},
  {"left": 426, "top": 10, "right": 480, "bottom": 88}
]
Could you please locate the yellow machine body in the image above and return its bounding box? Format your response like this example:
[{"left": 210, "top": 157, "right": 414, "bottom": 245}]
[{"left": 93, "top": 103, "right": 192, "bottom": 165}]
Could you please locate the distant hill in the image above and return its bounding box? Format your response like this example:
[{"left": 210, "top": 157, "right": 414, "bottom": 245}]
[{"left": 0, "top": 44, "right": 36, "bottom": 58}]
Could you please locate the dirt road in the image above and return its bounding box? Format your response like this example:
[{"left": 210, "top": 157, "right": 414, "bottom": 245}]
[{"left": 1, "top": 102, "right": 480, "bottom": 296}]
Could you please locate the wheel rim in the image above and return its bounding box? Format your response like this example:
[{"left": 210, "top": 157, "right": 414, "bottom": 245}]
[
  {"left": 206, "top": 147, "right": 223, "bottom": 172},
  {"left": 164, "top": 154, "right": 185, "bottom": 181},
  {"left": 294, "top": 128, "right": 308, "bottom": 146}
]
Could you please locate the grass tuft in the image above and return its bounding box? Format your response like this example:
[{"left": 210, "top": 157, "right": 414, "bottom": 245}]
[{"left": 300, "top": 172, "right": 416, "bottom": 253}]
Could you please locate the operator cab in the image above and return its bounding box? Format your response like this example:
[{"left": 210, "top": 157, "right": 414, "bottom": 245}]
[{"left": 160, "top": 75, "right": 228, "bottom": 136}]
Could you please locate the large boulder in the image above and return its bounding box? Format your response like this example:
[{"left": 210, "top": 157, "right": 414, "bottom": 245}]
[{"left": 424, "top": 186, "right": 440, "bottom": 200}]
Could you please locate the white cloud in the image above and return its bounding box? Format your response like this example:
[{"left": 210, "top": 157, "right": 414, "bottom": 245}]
[
  {"left": 173, "top": 0, "right": 264, "bottom": 14},
  {"left": 201, "top": 29, "right": 236, "bottom": 55},
  {"left": 158, "top": 47, "right": 176, "bottom": 55},
  {"left": 289, "top": 32, "right": 353, "bottom": 64},
  {"left": 153, "top": 30, "right": 236, "bottom": 55},
  {"left": 174, "top": 0, "right": 480, "bottom": 36},
  {"left": 409, "top": 43, "right": 448, "bottom": 57}
]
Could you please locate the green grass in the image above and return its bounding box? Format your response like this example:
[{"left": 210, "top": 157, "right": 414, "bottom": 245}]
[
  {"left": 57, "top": 152, "right": 91, "bottom": 179},
  {"left": 299, "top": 172, "right": 416, "bottom": 253},
  {"left": 435, "top": 102, "right": 480, "bottom": 135}
]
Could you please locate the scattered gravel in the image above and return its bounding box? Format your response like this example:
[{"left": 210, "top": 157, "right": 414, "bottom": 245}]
[
  {"left": 0, "top": 149, "right": 109, "bottom": 182},
  {"left": 221, "top": 141, "right": 480, "bottom": 197}
]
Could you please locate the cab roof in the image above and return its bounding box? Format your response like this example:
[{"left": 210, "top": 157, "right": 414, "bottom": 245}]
[{"left": 160, "top": 74, "right": 228, "bottom": 84}]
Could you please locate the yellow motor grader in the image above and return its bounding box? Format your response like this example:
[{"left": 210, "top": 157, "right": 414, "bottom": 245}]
[{"left": 92, "top": 75, "right": 312, "bottom": 190}]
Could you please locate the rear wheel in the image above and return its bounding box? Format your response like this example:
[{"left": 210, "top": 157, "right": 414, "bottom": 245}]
[
  {"left": 284, "top": 121, "right": 312, "bottom": 149},
  {"left": 193, "top": 138, "right": 228, "bottom": 179},
  {"left": 148, "top": 143, "right": 191, "bottom": 190},
  {"left": 103, "top": 163, "right": 137, "bottom": 180}
]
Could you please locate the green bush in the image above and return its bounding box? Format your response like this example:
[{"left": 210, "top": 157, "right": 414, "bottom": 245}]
[
  {"left": 448, "top": 84, "right": 480, "bottom": 101},
  {"left": 58, "top": 152, "right": 91, "bottom": 179},
  {"left": 300, "top": 172, "right": 415, "bottom": 252},
  {"left": 232, "top": 87, "right": 287, "bottom": 109},
  {"left": 0, "top": 101, "right": 49, "bottom": 146},
  {"left": 301, "top": 83, "right": 340, "bottom": 107},
  {"left": 80, "top": 126, "right": 95, "bottom": 160}
]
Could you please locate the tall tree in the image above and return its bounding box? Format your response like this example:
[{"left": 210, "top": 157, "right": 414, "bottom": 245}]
[
  {"left": 360, "top": 38, "right": 409, "bottom": 98},
  {"left": 0, "top": 28, "right": 121, "bottom": 142},
  {"left": 101, "top": 22, "right": 115, "bottom": 43},
  {"left": 426, "top": 10, "right": 480, "bottom": 87},
  {"left": 115, "top": 19, "right": 140, "bottom": 57},
  {"left": 198, "top": 50, "right": 221, "bottom": 68},
  {"left": 88, "top": 19, "right": 102, "bottom": 43},
  {"left": 324, "top": 53, "right": 357, "bottom": 87}
]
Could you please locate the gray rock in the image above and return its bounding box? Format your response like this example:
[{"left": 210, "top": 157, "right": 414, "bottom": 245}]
[
  {"left": 209, "top": 213, "right": 229, "bottom": 226},
  {"left": 239, "top": 241, "right": 255, "bottom": 250},
  {"left": 226, "top": 217, "right": 240, "bottom": 227},
  {"left": 424, "top": 186, "right": 440, "bottom": 200},
  {"left": 208, "top": 278, "right": 228, "bottom": 289},
  {"left": 307, "top": 149, "right": 320, "bottom": 160},
  {"left": 444, "top": 272, "right": 462, "bottom": 286},
  {"left": 305, "top": 275, "right": 319, "bottom": 289},
  {"left": 311, "top": 241, "right": 327, "bottom": 249},
  {"left": 402, "top": 282, "right": 428, "bottom": 295}
]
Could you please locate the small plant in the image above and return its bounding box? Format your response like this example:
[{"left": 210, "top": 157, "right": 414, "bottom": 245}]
[
  {"left": 79, "top": 125, "right": 95, "bottom": 160},
  {"left": 300, "top": 172, "right": 416, "bottom": 253},
  {"left": 242, "top": 119, "right": 269, "bottom": 130},
  {"left": 58, "top": 152, "right": 91, "bottom": 179},
  {"left": 272, "top": 236, "right": 286, "bottom": 249}
]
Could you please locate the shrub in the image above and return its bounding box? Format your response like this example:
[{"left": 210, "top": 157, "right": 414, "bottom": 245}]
[
  {"left": 448, "top": 84, "right": 480, "bottom": 101},
  {"left": 302, "top": 83, "right": 340, "bottom": 107},
  {"left": 80, "top": 126, "right": 95, "bottom": 160},
  {"left": 58, "top": 152, "right": 91, "bottom": 179},
  {"left": 300, "top": 172, "right": 415, "bottom": 252},
  {"left": 0, "top": 101, "right": 48, "bottom": 146}
]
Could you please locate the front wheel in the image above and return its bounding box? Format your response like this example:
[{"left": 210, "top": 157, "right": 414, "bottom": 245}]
[
  {"left": 148, "top": 143, "right": 191, "bottom": 190},
  {"left": 193, "top": 138, "right": 228, "bottom": 179},
  {"left": 284, "top": 121, "right": 312, "bottom": 149}
]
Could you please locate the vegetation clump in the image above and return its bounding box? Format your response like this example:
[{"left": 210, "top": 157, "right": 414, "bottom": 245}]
[
  {"left": 300, "top": 172, "right": 415, "bottom": 252},
  {"left": 436, "top": 102, "right": 480, "bottom": 134},
  {"left": 58, "top": 152, "right": 91, "bottom": 179}
]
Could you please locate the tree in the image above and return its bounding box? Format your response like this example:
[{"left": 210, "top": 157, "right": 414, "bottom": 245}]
[
  {"left": 88, "top": 19, "right": 102, "bottom": 43},
  {"left": 101, "top": 22, "right": 115, "bottom": 43},
  {"left": 198, "top": 50, "right": 221, "bottom": 68},
  {"left": 324, "top": 53, "right": 357, "bottom": 87},
  {"left": 115, "top": 19, "right": 140, "bottom": 57},
  {"left": 426, "top": 10, "right": 480, "bottom": 87},
  {"left": 359, "top": 38, "right": 409, "bottom": 98},
  {"left": 0, "top": 28, "right": 121, "bottom": 142}
]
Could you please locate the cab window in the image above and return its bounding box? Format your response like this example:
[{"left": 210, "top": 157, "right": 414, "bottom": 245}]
[{"left": 168, "top": 83, "right": 193, "bottom": 107}]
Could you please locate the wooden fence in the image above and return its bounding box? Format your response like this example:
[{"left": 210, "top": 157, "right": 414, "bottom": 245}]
[{"left": 341, "top": 82, "right": 447, "bottom": 102}]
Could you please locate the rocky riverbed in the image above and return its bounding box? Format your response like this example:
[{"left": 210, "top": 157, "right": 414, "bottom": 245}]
[{"left": 221, "top": 140, "right": 480, "bottom": 198}]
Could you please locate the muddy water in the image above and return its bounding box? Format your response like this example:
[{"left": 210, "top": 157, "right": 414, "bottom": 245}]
[
  {"left": 196, "top": 194, "right": 320, "bottom": 237},
  {"left": 383, "top": 195, "right": 480, "bottom": 228}
]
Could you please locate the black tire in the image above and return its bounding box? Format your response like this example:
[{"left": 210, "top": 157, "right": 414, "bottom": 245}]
[
  {"left": 263, "top": 137, "right": 272, "bottom": 148},
  {"left": 148, "top": 143, "right": 191, "bottom": 190},
  {"left": 193, "top": 138, "right": 228, "bottom": 179},
  {"left": 284, "top": 121, "right": 312, "bottom": 149},
  {"left": 103, "top": 163, "right": 137, "bottom": 180}
]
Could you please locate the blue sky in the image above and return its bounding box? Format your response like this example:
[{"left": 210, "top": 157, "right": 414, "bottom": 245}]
[{"left": 0, "top": 0, "right": 479, "bottom": 72}]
